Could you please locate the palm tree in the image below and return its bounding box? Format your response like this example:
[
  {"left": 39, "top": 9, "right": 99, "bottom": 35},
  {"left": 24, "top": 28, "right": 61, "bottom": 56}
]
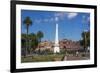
[
  {"left": 80, "top": 31, "right": 90, "bottom": 52},
  {"left": 21, "top": 33, "right": 26, "bottom": 56},
  {"left": 37, "top": 31, "right": 44, "bottom": 43},
  {"left": 21, "top": 33, "right": 27, "bottom": 49},
  {"left": 29, "top": 33, "right": 38, "bottom": 51},
  {"left": 83, "top": 31, "right": 87, "bottom": 52},
  {"left": 37, "top": 31, "right": 44, "bottom": 51},
  {"left": 23, "top": 16, "right": 32, "bottom": 56},
  {"left": 86, "top": 31, "right": 90, "bottom": 47}
]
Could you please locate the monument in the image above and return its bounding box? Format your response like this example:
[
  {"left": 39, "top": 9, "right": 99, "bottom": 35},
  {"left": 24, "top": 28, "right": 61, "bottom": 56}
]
[{"left": 54, "top": 17, "right": 60, "bottom": 53}]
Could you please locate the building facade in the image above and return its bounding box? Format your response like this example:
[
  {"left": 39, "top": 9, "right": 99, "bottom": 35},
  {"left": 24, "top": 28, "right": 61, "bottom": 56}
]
[{"left": 37, "top": 39, "right": 83, "bottom": 52}]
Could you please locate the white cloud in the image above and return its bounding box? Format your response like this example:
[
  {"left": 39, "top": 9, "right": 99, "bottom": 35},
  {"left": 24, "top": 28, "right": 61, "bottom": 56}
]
[
  {"left": 34, "top": 17, "right": 55, "bottom": 24},
  {"left": 87, "top": 16, "right": 90, "bottom": 22},
  {"left": 44, "top": 18, "right": 55, "bottom": 22},
  {"left": 34, "top": 12, "right": 78, "bottom": 24},
  {"left": 55, "top": 12, "right": 78, "bottom": 20},
  {"left": 44, "top": 18, "right": 49, "bottom": 22},
  {"left": 82, "top": 15, "right": 90, "bottom": 25},
  {"left": 50, "top": 18, "right": 54, "bottom": 21},
  {"left": 82, "top": 15, "right": 86, "bottom": 23},
  {"left": 55, "top": 12, "right": 64, "bottom": 17},
  {"left": 54, "top": 12, "right": 66, "bottom": 20},
  {"left": 67, "top": 13, "right": 78, "bottom": 19},
  {"left": 34, "top": 19, "right": 42, "bottom": 23}
]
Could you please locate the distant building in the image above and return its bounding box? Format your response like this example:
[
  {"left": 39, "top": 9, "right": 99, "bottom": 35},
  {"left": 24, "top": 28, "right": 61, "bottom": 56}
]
[
  {"left": 37, "top": 39, "right": 83, "bottom": 52},
  {"left": 59, "top": 39, "right": 83, "bottom": 51},
  {"left": 21, "top": 37, "right": 83, "bottom": 52},
  {"left": 37, "top": 41, "right": 54, "bottom": 51}
]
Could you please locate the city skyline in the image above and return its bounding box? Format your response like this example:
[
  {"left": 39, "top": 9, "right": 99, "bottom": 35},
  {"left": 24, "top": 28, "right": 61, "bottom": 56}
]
[{"left": 21, "top": 10, "right": 90, "bottom": 41}]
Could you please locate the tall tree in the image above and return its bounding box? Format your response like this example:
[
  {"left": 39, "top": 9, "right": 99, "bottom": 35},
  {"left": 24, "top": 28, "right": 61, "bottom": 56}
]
[
  {"left": 23, "top": 16, "right": 32, "bottom": 56},
  {"left": 36, "top": 31, "right": 44, "bottom": 52},
  {"left": 80, "top": 31, "right": 90, "bottom": 52},
  {"left": 21, "top": 33, "right": 26, "bottom": 56},
  {"left": 29, "top": 33, "right": 38, "bottom": 50},
  {"left": 37, "top": 31, "right": 44, "bottom": 43},
  {"left": 21, "top": 33, "right": 26, "bottom": 48}
]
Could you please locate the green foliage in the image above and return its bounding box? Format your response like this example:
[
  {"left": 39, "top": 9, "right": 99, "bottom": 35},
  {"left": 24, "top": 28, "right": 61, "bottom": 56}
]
[
  {"left": 80, "top": 31, "right": 90, "bottom": 51},
  {"left": 37, "top": 31, "right": 44, "bottom": 42},
  {"left": 22, "top": 16, "right": 33, "bottom": 56},
  {"left": 23, "top": 16, "right": 32, "bottom": 27},
  {"left": 28, "top": 33, "right": 38, "bottom": 49},
  {"left": 21, "top": 31, "right": 44, "bottom": 55},
  {"left": 22, "top": 17, "right": 44, "bottom": 55},
  {"left": 21, "top": 54, "right": 64, "bottom": 62}
]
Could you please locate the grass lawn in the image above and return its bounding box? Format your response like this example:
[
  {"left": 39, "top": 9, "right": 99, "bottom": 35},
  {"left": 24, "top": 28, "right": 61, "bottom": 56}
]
[
  {"left": 21, "top": 54, "right": 64, "bottom": 63},
  {"left": 21, "top": 51, "right": 90, "bottom": 63}
]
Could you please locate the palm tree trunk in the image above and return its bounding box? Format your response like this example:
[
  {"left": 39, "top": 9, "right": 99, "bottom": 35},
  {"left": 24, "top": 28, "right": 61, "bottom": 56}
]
[
  {"left": 84, "top": 33, "right": 87, "bottom": 54},
  {"left": 26, "top": 26, "right": 29, "bottom": 56}
]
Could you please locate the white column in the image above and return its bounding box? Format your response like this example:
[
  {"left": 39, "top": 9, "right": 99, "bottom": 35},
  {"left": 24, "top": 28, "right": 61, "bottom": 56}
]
[
  {"left": 55, "top": 23, "right": 59, "bottom": 45},
  {"left": 54, "top": 20, "right": 60, "bottom": 53}
]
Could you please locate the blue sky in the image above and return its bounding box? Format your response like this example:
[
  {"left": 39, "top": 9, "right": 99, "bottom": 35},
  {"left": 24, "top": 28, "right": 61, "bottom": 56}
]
[{"left": 21, "top": 10, "right": 90, "bottom": 41}]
